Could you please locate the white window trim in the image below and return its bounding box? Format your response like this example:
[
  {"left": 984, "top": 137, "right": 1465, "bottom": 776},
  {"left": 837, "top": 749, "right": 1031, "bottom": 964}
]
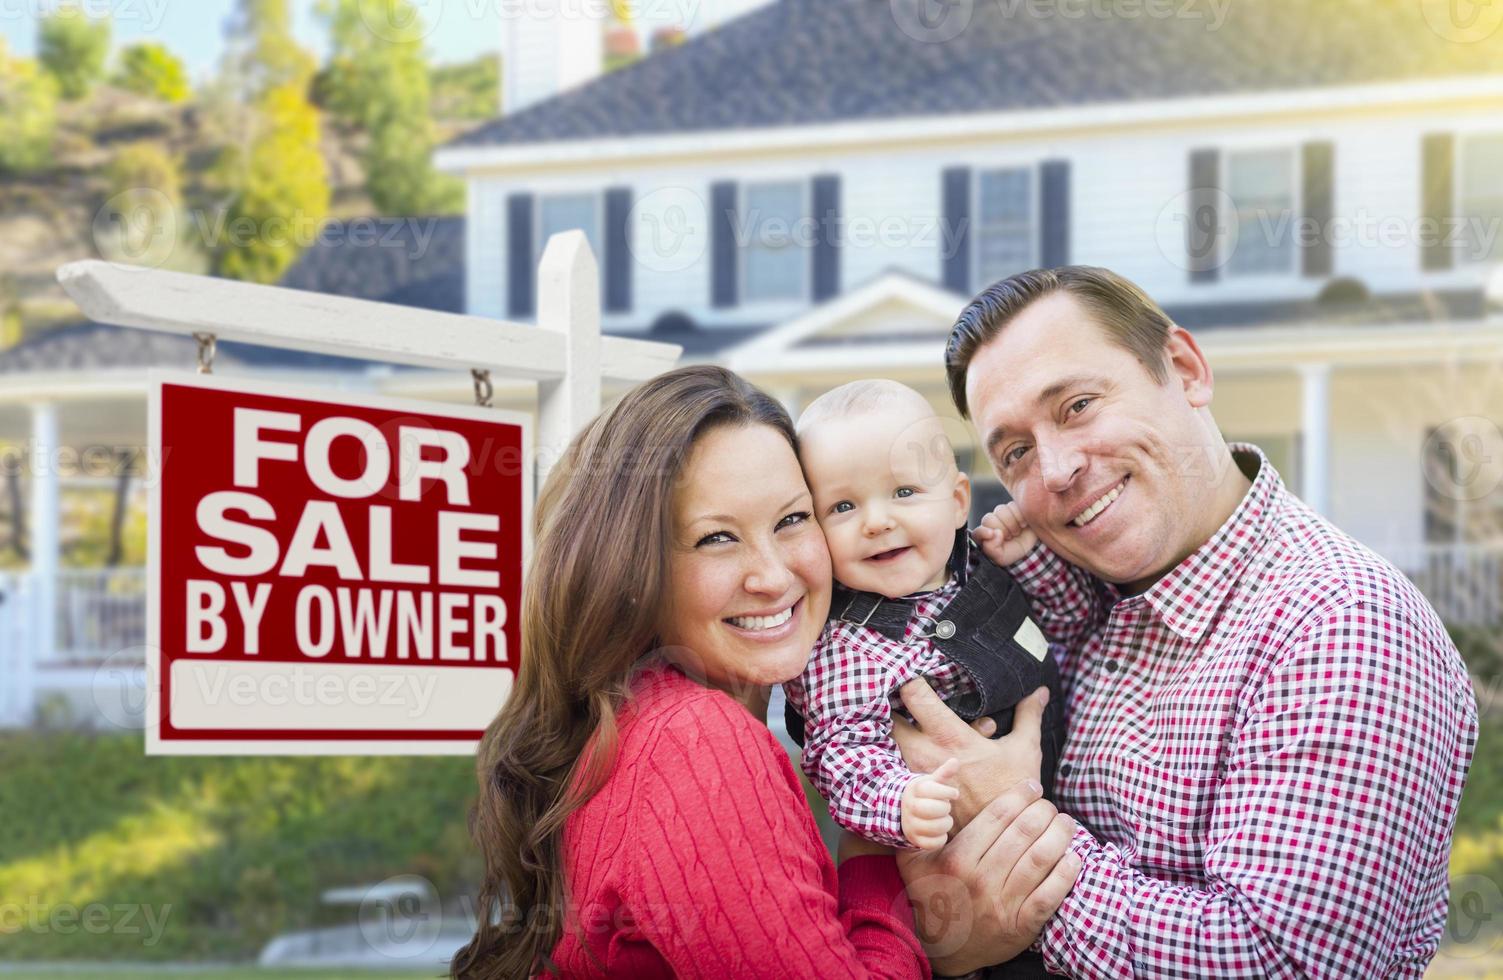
[
  {"left": 971, "top": 165, "right": 1038, "bottom": 289},
  {"left": 1222, "top": 146, "right": 1303, "bottom": 282},
  {"left": 739, "top": 179, "right": 811, "bottom": 306},
  {"left": 1456, "top": 130, "right": 1503, "bottom": 266}
]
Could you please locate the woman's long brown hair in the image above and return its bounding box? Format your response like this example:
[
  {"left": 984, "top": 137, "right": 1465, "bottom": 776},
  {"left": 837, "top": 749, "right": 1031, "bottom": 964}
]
[{"left": 450, "top": 365, "right": 796, "bottom": 979}]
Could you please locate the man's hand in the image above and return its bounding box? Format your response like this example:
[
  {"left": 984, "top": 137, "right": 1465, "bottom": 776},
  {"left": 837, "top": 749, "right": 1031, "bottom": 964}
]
[
  {"left": 902, "top": 758, "right": 961, "bottom": 850},
  {"left": 896, "top": 779, "right": 1081, "bottom": 975},
  {"left": 974, "top": 501, "right": 1038, "bottom": 567},
  {"left": 892, "top": 678, "right": 1047, "bottom": 830}
]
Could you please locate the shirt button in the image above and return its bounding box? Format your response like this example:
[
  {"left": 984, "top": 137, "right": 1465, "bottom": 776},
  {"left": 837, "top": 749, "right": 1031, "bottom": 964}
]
[
  {"left": 1059, "top": 763, "right": 1074, "bottom": 779},
  {"left": 1104, "top": 659, "right": 1119, "bottom": 673},
  {"left": 934, "top": 620, "right": 956, "bottom": 639}
]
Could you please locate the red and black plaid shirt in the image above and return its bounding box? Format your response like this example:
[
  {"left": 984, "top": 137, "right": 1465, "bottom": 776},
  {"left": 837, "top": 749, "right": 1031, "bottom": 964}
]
[
  {"left": 1010, "top": 444, "right": 1478, "bottom": 978},
  {"left": 784, "top": 543, "right": 987, "bottom": 848}
]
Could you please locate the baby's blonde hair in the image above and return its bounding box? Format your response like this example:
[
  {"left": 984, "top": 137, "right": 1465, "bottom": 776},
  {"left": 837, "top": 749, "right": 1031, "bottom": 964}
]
[{"left": 797, "top": 379, "right": 940, "bottom": 436}]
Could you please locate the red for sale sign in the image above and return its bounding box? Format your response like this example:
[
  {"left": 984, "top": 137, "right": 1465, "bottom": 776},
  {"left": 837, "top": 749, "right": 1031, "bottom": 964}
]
[{"left": 147, "top": 372, "right": 530, "bottom": 755}]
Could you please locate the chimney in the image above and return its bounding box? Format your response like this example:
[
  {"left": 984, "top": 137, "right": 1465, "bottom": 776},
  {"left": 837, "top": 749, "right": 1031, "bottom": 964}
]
[
  {"left": 649, "top": 25, "right": 686, "bottom": 52},
  {"left": 501, "top": 0, "right": 608, "bottom": 115}
]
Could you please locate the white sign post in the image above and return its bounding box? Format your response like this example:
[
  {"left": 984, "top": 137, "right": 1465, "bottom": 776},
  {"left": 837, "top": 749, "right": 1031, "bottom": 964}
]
[{"left": 56, "top": 232, "right": 680, "bottom": 754}]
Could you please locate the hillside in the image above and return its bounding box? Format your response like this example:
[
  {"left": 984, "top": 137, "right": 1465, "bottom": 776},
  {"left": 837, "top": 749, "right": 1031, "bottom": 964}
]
[{"left": 0, "top": 64, "right": 493, "bottom": 345}]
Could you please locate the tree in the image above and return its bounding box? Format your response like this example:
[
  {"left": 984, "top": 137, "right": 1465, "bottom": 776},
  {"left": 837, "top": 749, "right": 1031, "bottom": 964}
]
[
  {"left": 318, "top": 0, "right": 463, "bottom": 216},
  {"left": 212, "top": 83, "right": 330, "bottom": 283},
  {"left": 429, "top": 55, "right": 499, "bottom": 122},
  {"left": 114, "top": 42, "right": 191, "bottom": 102},
  {"left": 222, "top": 0, "right": 316, "bottom": 99},
  {"left": 0, "top": 39, "right": 58, "bottom": 174},
  {"left": 37, "top": 6, "right": 110, "bottom": 100},
  {"left": 209, "top": 0, "right": 328, "bottom": 283}
]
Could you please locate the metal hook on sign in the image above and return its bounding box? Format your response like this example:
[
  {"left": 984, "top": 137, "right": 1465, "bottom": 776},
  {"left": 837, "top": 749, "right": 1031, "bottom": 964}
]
[
  {"left": 471, "top": 368, "right": 494, "bottom": 407},
  {"left": 193, "top": 332, "right": 217, "bottom": 375}
]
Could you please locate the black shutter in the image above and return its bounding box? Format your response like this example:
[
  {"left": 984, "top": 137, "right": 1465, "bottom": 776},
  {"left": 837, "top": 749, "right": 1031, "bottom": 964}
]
[
  {"left": 1187, "top": 149, "right": 1220, "bottom": 283},
  {"left": 506, "top": 192, "right": 535, "bottom": 318},
  {"left": 942, "top": 166, "right": 972, "bottom": 294},
  {"left": 1039, "top": 159, "right": 1071, "bottom": 268},
  {"left": 711, "top": 181, "right": 738, "bottom": 308},
  {"left": 811, "top": 174, "right": 841, "bottom": 301},
  {"left": 1422, "top": 133, "right": 1455, "bottom": 272},
  {"left": 604, "top": 187, "right": 632, "bottom": 313},
  {"left": 1301, "top": 142, "right": 1335, "bottom": 278}
]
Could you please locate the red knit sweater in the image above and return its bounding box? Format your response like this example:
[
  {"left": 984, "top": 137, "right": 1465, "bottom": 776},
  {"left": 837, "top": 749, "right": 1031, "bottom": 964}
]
[{"left": 548, "top": 664, "right": 931, "bottom": 978}]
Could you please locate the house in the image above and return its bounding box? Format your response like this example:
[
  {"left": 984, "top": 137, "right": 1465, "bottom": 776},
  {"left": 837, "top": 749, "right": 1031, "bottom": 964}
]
[
  {"left": 3, "top": 0, "right": 1501, "bottom": 727},
  {"left": 436, "top": 0, "right": 1503, "bottom": 624}
]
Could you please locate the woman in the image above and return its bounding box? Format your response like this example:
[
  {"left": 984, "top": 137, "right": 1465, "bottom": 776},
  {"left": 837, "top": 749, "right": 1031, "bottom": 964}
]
[{"left": 451, "top": 366, "right": 1071, "bottom": 978}]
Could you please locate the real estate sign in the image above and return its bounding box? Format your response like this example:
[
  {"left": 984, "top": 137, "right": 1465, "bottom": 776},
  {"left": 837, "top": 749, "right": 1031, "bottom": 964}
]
[{"left": 147, "top": 372, "right": 529, "bottom": 755}]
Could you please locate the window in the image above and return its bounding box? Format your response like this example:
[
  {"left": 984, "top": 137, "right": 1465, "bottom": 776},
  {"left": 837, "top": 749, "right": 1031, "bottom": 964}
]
[
  {"left": 537, "top": 193, "right": 601, "bottom": 263},
  {"left": 1226, "top": 149, "right": 1296, "bottom": 277},
  {"left": 975, "top": 167, "right": 1035, "bottom": 285},
  {"left": 742, "top": 181, "right": 806, "bottom": 302},
  {"left": 1460, "top": 133, "right": 1503, "bottom": 263}
]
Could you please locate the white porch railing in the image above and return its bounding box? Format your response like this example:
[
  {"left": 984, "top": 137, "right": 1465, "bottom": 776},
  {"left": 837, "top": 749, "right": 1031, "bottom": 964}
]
[
  {"left": 53, "top": 567, "right": 148, "bottom": 664},
  {"left": 1387, "top": 543, "right": 1503, "bottom": 628}
]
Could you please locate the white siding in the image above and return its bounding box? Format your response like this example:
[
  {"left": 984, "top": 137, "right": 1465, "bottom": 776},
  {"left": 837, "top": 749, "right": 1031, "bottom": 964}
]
[{"left": 461, "top": 99, "right": 1503, "bottom": 329}]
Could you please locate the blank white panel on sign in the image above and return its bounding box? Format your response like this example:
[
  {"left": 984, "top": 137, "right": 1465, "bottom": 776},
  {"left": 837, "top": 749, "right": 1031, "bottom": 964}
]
[{"left": 168, "top": 661, "right": 514, "bottom": 732}]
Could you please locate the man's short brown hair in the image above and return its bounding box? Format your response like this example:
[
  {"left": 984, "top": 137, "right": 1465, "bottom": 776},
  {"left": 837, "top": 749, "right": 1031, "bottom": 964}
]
[{"left": 944, "top": 266, "right": 1176, "bottom": 418}]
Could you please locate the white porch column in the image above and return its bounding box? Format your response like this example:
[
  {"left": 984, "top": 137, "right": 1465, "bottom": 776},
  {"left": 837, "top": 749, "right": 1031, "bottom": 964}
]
[
  {"left": 29, "top": 402, "right": 59, "bottom": 681},
  {"left": 1298, "top": 363, "right": 1331, "bottom": 516}
]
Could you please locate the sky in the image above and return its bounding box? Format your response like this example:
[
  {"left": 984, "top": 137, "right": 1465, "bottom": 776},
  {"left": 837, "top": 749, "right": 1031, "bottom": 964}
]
[{"left": 0, "top": 0, "right": 506, "bottom": 77}]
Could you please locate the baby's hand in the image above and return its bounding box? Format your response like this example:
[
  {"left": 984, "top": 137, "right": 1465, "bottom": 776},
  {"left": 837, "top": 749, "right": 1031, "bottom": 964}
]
[
  {"left": 901, "top": 758, "right": 960, "bottom": 850},
  {"left": 975, "top": 501, "right": 1037, "bottom": 566}
]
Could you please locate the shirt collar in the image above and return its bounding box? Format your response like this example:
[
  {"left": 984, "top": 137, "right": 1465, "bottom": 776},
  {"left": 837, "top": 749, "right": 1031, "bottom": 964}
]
[{"left": 1138, "top": 443, "right": 1284, "bottom": 643}]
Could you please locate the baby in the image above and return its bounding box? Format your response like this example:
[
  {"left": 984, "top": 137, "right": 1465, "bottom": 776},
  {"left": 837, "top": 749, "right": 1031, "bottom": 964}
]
[{"left": 784, "top": 379, "right": 1066, "bottom": 852}]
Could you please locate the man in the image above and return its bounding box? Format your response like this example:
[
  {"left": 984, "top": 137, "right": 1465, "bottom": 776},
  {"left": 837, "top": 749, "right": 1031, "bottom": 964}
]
[{"left": 893, "top": 266, "right": 1478, "bottom": 978}]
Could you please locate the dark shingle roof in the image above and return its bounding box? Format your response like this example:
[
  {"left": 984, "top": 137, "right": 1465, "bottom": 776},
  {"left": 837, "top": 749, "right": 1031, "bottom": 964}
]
[
  {"left": 278, "top": 216, "right": 467, "bottom": 313},
  {"left": 449, "top": 0, "right": 1503, "bottom": 149}
]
